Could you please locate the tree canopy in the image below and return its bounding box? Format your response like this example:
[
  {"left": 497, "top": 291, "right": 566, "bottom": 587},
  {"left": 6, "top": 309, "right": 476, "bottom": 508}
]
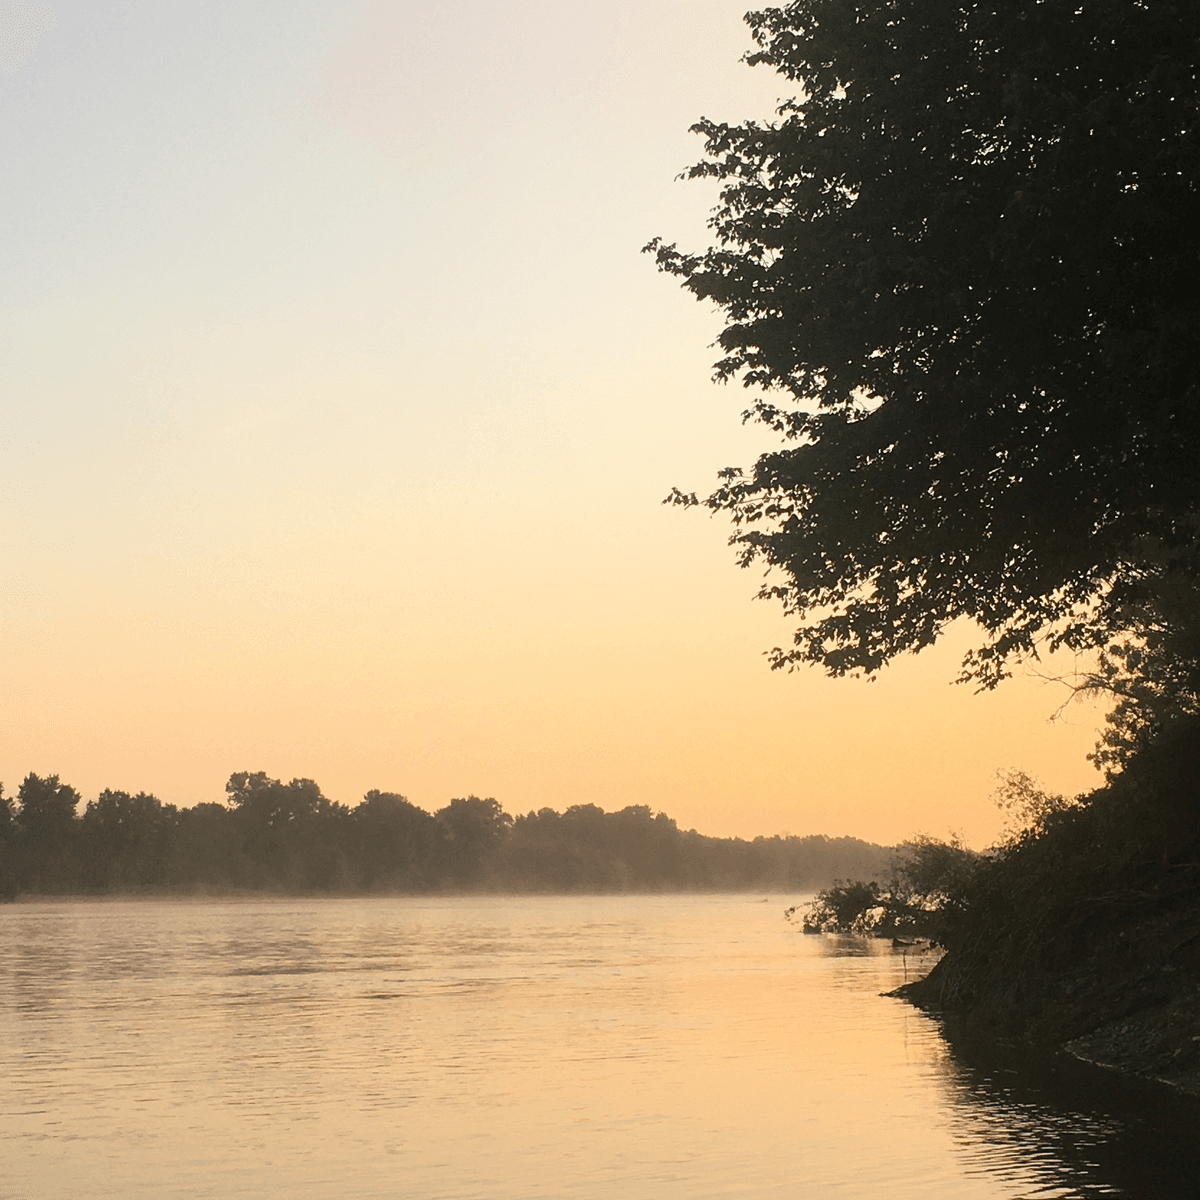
[
  {"left": 648, "top": 0, "right": 1200, "bottom": 696},
  {"left": 0, "top": 771, "right": 894, "bottom": 898}
]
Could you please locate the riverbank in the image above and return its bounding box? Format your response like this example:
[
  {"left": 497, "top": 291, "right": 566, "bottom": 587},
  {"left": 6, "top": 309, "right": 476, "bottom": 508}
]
[
  {"left": 895, "top": 870, "right": 1200, "bottom": 1095},
  {"left": 893, "top": 722, "right": 1200, "bottom": 1095}
]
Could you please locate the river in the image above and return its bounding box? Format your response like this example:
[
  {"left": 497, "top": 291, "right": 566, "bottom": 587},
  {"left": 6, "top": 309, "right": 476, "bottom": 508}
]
[{"left": 1, "top": 895, "right": 1196, "bottom": 1198}]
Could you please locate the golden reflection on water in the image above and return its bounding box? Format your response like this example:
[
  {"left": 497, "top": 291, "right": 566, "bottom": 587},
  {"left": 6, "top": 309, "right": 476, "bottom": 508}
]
[{"left": 0, "top": 896, "right": 1195, "bottom": 1199}]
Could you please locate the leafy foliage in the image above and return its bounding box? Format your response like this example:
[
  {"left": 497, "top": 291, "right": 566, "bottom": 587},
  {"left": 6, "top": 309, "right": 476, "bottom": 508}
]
[
  {"left": 1066, "top": 579, "right": 1200, "bottom": 775},
  {"left": 647, "top": 0, "right": 1200, "bottom": 692},
  {"left": 0, "top": 771, "right": 893, "bottom": 897},
  {"left": 801, "top": 719, "right": 1200, "bottom": 1080},
  {"left": 794, "top": 878, "right": 883, "bottom": 935},
  {"left": 793, "top": 834, "right": 979, "bottom": 943},
  {"left": 80, "top": 790, "right": 180, "bottom": 890},
  {"left": 989, "top": 768, "right": 1079, "bottom": 846},
  {"left": 15, "top": 773, "right": 82, "bottom": 892},
  {"left": 226, "top": 771, "right": 353, "bottom": 890},
  {"left": 435, "top": 796, "right": 514, "bottom": 885},
  {"left": 902, "top": 717, "right": 1200, "bottom": 1061}
]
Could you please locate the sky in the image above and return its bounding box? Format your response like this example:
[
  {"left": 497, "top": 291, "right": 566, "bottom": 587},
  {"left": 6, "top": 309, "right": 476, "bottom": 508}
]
[{"left": 0, "top": 0, "right": 1108, "bottom": 848}]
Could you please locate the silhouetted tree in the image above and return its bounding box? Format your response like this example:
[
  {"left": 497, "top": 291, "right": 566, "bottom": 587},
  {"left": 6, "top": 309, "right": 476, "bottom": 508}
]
[
  {"left": 167, "top": 802, "right": 245, "bottom": 889},
  {"left": 506, "top": 806, "right": 629, "bottom": 891},
  {"left": 0, "top": 768, "right": 898, "bottom": 896},
  {"left": 796, "top": 836, "right": 979, "bottom": 942},
  {"left": 79, "top": 790, "right": 178, "bottom": 890},
  {"left": 226, "top": 772, "right": 351, "bottom": 891},
  {"left": 434, "top": 796, "right": 512, "bottom": 887},
  {"left": 506, "top": 807, "right": 893, "bottom": 892},
  {"left": 16, "top": 773, "right": 81, "bottom": 892},
  {"left": 647, "top": 0, "right": 1200, "bottom": 701},
  {"left": 351, "top": 790, "right": 437, "bottom": 890},
  {"left": 606, "top": 806, "right": 687, "bottom": 888},
  {"left": 0, "top": 784, "right": 18, "bottom": 899}
]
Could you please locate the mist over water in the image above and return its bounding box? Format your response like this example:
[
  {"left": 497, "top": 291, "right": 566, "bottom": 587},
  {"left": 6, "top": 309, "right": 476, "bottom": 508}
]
[{"left": 1, "top": 896, "right": 1195, "bottom": 1198}]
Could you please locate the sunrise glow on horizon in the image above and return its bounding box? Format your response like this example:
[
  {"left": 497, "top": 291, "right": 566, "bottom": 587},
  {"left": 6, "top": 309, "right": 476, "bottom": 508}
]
[{"left": 1, "top": 0, "right": 1108, "bottom": 850}]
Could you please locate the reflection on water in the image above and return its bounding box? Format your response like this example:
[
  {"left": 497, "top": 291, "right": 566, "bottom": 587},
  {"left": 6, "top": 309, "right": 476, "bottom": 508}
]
[
  {"left": 0, "top": 896, "right": 1195, "bottom": 1199},
  {"left": 934, "top": 1019, "right": 1200, "bottom": 1198}
]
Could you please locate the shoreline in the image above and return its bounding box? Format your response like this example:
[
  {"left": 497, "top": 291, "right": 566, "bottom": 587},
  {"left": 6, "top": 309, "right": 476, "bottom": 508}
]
[{"left": 891, "top": 941, "right": 1200, "bottom": 1098}]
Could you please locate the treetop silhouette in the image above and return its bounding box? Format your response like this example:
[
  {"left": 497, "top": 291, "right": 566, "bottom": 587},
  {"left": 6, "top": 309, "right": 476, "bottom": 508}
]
[{"left": 647, "top": 0, "right": 1199, "bottom": 694}]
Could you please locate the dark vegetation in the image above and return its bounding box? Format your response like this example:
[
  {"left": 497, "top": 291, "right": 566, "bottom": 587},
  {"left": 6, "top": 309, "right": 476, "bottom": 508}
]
[
  {"left": 800, "top": 724, "right": 1200, "bottom": 1091},
  {"left": 905, "top": 722, "right": 1200, "bottom": 1094},
  {"left": 792, "top": 834, "right": 979, "bottom": 943},
  {"left": 0, "top": 771, "right": 891, "bottom": 899},
  {"left": 649, "top": 1, "right": 1200, "bottom": 1090},
  {"left": 647, "top": 0, "right": 1199, "bottom": 701}
]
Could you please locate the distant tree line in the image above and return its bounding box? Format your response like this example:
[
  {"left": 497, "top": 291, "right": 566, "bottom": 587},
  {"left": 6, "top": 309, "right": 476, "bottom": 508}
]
[{"left": 0, "top": 771, "right": 892, "bottom": 898}]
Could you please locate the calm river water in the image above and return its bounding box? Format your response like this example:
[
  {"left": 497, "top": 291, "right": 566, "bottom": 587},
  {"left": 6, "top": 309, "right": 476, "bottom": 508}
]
[{"left": 1, "top": 895, "right": 1196, "bottom": 1199}]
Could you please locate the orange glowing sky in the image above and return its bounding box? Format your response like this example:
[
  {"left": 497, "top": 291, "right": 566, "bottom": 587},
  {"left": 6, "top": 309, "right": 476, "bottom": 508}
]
[{"left": 0, "top": 0, "right": 1107, "bottom": 848}]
